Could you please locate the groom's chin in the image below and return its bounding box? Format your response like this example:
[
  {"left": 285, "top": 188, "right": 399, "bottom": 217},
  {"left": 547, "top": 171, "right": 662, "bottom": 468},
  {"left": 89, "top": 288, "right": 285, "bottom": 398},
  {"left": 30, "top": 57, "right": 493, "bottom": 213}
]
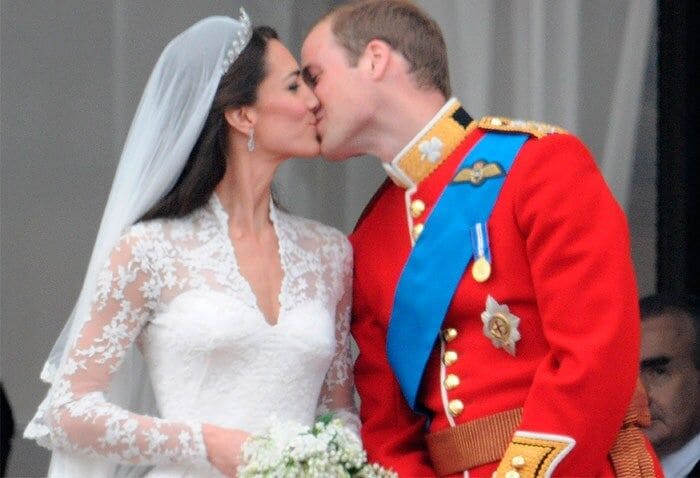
[{"left": 319, "top": 143, "right": 354, "bottom": 162}]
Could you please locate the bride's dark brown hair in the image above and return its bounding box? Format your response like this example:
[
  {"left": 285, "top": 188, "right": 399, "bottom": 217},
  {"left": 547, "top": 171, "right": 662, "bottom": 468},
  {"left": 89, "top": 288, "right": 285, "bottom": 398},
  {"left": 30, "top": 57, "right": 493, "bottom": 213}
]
[{"left": 139, "top": 26, "right": 278, "bottom": 222}]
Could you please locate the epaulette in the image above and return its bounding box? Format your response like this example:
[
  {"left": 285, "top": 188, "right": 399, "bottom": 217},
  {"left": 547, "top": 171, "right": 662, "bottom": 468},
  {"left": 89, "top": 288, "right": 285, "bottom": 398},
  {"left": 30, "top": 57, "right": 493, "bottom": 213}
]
[{"left": 477, "top": 116, "right": 567, "bottom": 139}]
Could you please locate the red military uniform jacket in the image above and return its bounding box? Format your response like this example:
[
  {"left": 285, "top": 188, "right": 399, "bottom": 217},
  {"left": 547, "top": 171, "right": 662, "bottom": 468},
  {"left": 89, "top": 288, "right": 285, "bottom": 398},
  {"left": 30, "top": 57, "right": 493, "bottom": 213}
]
[{"left": 350, "top": 99, "right": 661, "bottom": 477}]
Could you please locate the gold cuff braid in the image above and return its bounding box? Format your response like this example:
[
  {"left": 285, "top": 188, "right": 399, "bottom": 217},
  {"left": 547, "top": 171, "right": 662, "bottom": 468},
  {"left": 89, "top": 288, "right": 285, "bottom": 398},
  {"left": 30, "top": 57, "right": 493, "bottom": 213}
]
[{"left": 494, "top": 433, "right": 574, "bottom": 478}]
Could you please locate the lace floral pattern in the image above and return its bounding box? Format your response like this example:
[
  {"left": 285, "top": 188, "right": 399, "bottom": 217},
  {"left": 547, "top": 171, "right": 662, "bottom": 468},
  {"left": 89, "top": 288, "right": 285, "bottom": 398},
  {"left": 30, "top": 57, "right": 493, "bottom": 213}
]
[{"left": 38, "top": 194, "right": 357, "bottom": 470}]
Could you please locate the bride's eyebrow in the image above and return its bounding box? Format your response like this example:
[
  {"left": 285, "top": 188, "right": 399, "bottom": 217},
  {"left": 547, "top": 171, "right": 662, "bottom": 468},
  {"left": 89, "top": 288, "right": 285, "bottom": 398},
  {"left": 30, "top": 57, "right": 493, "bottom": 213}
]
[{"left": 284, "top": 70, "right": 301, "bottom": 80}]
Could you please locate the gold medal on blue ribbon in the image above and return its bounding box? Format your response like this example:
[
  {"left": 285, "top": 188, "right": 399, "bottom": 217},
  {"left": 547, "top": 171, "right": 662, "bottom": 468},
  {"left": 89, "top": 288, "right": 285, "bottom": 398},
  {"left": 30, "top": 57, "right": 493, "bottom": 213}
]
[
  {"left": 470, "top": 222, "right": 492, "bottom": 282},
  {"left": 472, "top": 256, "right": 491, "bottom": 282}
]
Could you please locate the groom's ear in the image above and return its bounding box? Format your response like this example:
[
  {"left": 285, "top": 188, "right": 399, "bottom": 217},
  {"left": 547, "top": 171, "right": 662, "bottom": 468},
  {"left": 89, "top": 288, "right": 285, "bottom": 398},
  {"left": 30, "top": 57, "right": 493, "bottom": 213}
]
[
  {"left": 361, "top": 39, "right": 392, "bottom": 81},
  {"left": 224, "top": 107, "right": 257, "bottom": 136}
]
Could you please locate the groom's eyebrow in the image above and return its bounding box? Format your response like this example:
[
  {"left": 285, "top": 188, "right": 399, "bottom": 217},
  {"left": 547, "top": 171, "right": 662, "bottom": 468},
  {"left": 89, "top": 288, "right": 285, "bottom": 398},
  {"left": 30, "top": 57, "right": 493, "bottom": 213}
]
[
  {"left": 641, "top": 356, "right": 671, "bottom": 369},
  {"left": 285, "top": 70, "right": 301, "bottom": 80}
]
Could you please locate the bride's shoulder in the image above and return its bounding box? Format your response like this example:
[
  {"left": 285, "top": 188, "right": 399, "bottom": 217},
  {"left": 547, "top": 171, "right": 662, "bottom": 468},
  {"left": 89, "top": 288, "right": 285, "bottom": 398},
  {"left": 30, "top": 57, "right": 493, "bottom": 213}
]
[
  {"left": 102, "top": 216, "right": 197, "bottom": 272},
  {"left": 116, "top": 216, "right": 187, "bottom": 254},
  {"left": 122, "top": 213, "right": 200, "bottom": 242},
  {"left": 120, "top": 218, "right": 169, "bottom": 243}
]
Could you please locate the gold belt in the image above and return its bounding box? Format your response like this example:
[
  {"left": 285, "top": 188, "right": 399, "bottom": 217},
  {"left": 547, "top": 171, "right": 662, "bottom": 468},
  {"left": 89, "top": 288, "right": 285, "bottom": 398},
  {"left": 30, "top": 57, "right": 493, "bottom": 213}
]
[
  {"left": 426, "top": 379, "right": 657, "bottom": 477},
  {"left": 425, "top": 408, "right": 522, "bottom": 476}
]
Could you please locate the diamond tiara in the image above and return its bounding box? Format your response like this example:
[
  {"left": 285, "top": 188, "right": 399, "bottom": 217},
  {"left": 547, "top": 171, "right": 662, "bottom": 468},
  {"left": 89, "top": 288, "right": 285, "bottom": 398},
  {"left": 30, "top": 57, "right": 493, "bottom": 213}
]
[{"left": 221, "top": 8, "right": 252, "bottom": 75}]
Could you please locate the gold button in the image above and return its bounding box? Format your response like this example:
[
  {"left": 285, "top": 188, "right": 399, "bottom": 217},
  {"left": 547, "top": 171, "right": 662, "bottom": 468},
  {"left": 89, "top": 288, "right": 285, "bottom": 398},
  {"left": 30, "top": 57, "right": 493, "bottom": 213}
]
[
  {"left": 444, "top": 374, "right": 460, "bottom": 390},
  {"left": 448, "top": 399, "right": 464, "bottom": 416},
  {"left": 410, "top": 199, "right": 426, "bottom": 218},
  {"left": 471, "top": 256, "right": 492, "bottom": 282},
  {"left": 511, "top": 455, "right": 526, "bottom": 469},
  {"left": 442, "top": 327, "right": 458, "bottom": 342},
  {"left": 505, "top": 471, "right": 520, "bottom": 478},
  {"left": 443, "top": 350, "right": 458, "bottom": 366},
  {"left": 412, "top": 223, "right": 424, "bottom": 239}
]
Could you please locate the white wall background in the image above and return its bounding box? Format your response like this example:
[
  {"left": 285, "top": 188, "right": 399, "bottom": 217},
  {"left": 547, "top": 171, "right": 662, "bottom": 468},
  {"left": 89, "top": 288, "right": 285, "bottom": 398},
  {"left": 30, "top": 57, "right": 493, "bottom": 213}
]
[{"left": 1, "top": 1, "right": 656, "bottom": 476}]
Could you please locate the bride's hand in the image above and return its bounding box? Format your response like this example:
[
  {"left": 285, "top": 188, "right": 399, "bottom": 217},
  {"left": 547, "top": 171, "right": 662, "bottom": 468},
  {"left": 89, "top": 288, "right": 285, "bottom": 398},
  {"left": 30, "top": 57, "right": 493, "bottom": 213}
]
[{"left": 202, "top": 423, "right": 250, "bottom": 477}]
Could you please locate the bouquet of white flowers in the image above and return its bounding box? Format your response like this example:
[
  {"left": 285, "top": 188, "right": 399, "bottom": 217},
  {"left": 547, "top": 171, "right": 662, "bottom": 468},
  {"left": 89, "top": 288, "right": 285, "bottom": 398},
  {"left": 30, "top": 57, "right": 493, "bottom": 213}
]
[{"left": 237, "top": 414, "right": 397, "bottom": 477}]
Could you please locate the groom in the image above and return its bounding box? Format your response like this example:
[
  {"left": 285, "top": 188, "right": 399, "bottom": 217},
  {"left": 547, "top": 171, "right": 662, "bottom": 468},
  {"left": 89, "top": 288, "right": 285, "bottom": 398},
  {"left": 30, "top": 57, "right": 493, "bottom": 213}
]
[{"left": 302, "top": 1, "right": 661, "bottom": 476}]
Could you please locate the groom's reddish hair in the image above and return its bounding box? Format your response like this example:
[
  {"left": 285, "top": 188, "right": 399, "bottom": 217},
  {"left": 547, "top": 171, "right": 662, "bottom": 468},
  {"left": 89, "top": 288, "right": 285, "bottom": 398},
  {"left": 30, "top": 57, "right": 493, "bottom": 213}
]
[{"left": 323, "top": 0, "right": 451, "bottom": 98}]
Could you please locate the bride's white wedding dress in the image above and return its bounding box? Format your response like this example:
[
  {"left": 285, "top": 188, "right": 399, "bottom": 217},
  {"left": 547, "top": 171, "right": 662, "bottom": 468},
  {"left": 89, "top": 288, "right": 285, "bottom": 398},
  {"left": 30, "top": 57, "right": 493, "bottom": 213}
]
[{"left": 29, "top": 193, "right": 357, "bottom": 477}]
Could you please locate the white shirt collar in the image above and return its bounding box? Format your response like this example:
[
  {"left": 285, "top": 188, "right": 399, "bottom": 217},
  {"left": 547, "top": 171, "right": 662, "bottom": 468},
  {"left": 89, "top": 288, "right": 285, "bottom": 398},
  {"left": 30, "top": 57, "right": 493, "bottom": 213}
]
[{"left": 661, "top": 431, "right": 700, "bottom": 478}]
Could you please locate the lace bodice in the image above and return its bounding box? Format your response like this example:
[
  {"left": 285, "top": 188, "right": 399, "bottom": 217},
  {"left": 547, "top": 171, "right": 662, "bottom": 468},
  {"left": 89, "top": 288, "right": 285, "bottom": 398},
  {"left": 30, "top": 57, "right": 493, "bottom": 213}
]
[{"left": 31, "top": 194, "right": 356, "bottom": 472}]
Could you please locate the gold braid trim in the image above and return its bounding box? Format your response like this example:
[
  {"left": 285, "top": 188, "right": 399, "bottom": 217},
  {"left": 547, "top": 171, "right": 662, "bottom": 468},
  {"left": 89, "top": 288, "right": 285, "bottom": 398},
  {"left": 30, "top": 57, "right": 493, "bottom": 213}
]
[
  {"left": 478, "top": 116, "right": 567, "bottom": 139},
  {"left": 494, "top": 433, "right": 575, "bottom": 478},
  {"left": 609, "top": 378, "right": 657, "bottom": 477}
]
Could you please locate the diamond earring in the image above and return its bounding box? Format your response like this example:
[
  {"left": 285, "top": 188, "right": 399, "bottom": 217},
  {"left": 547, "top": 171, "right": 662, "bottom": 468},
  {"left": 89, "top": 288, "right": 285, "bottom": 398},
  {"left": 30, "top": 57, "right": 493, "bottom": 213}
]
[{"left": 247, "top": 128, "right": 255, "bottom": 152}]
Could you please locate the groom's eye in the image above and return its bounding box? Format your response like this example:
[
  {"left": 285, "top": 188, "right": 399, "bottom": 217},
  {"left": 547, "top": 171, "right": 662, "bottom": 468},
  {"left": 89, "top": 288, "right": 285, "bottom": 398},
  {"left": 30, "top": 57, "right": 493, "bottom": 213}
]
[{"left": 302, "top": 68, "right": 319, "bottom": 88}]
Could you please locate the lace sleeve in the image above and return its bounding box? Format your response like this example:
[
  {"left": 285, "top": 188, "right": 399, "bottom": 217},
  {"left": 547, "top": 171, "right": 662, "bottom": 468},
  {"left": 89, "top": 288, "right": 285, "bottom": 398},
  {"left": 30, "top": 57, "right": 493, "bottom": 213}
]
[
  {"left": 45, "top": 230, "right": 208, "bottom": 466},
  {"left": 316, "top": 237, "right": 360, "bottom": 435}
]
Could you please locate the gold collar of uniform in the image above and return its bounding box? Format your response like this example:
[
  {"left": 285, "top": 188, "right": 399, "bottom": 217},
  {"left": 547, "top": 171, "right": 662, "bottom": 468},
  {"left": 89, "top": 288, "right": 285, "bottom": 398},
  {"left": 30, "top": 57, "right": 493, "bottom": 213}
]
[{"left": 383, "top": 98, "right": 475, "bottom": 189}]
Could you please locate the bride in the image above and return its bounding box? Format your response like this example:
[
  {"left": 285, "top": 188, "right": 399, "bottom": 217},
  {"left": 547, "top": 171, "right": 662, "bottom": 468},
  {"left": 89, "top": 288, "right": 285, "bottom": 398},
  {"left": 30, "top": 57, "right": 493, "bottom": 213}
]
[{"left": 24, "top": 9, "right": 357, "bottom": 478}]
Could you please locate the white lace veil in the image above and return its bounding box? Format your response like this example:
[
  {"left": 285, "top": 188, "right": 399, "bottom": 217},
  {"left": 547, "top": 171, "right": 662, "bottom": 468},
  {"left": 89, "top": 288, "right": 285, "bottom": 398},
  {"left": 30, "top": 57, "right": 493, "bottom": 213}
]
[{"left": 24, "top": 10, "right": 252, "bottom": 478}]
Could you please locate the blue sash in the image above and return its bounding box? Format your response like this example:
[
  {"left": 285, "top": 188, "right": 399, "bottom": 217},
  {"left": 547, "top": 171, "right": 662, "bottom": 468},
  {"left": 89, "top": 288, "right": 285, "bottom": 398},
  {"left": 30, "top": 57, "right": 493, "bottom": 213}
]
[{"left": 387, "top": 132, "right": 528, "bottom": 410}]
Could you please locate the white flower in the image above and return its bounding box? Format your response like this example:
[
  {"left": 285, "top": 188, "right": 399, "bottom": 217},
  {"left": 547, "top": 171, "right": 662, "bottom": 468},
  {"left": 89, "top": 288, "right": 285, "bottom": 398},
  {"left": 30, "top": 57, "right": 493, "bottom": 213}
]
[
  {"left": 418, "top": 137, "right": 443, "bottom": 163},
  {"left": 162, "top": 269, "right": 178, "bottom": 289},
  {"left": 178, "top": 430, "right": 192, "bottom": 447},
  {"left": 115, "top": 265, "right": 138, "bottom": 294},
  {"left": 94, "top": 268, "right": 114, "bottom": 307},
  {"left": 62, "top": 357, "right": 85, "bottom": 376},
  {"left": 143, "top": 427, "right": 168, "bottom": 454},
  {"left": 102, "top": 322, "right": 129, "bottom": 344},
  {"left": 139, "top": 276, "right": 162, "bottom": 301},
  {"left": 238, "top": 415, "right": 396, "bottom": 478}
]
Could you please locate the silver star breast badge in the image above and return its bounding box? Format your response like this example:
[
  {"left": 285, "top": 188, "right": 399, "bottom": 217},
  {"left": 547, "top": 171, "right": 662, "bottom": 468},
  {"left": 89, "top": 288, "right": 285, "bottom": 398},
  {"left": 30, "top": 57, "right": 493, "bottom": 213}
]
[{"left": 481, "top": 295, "right": 521, "bottom": 356}]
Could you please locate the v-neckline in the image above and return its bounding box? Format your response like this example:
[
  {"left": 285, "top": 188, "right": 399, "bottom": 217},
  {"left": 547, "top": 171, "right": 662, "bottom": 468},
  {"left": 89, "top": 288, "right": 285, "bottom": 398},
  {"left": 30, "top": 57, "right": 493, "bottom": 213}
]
[{"left": 209, "top": 192, "right": 286, "bottom": 327}]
